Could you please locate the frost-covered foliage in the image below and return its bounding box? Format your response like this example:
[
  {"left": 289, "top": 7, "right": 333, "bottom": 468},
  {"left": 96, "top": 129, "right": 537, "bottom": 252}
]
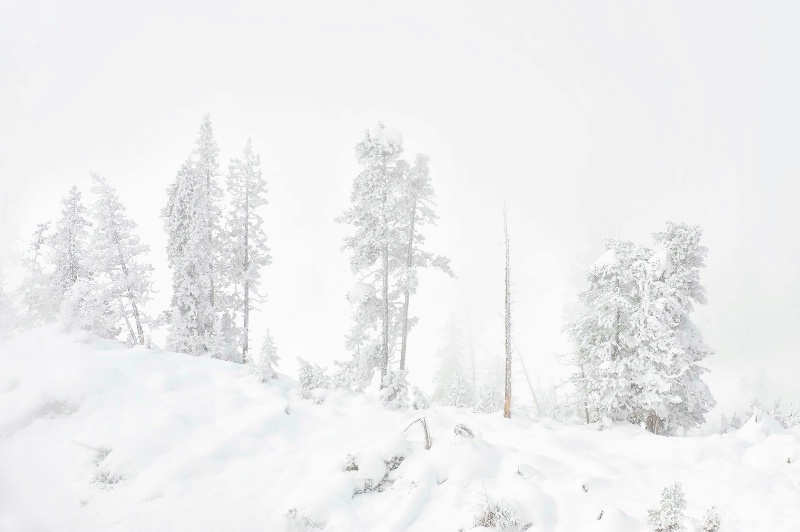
[
  {"left": 162, "top": 116, "right": 224, "bottom": 356},
  {"left": 433, "top": 318, "right": 474, "bottom": 407},
  {"left": 283, "top": 508, "right": 322, "bottom": 531},
  {"left": 250, "top": 327, "right": 279, "bottom": 381},
  {"left": 700, "top": 506, "right": 720, "bottom": 532},
  {"left": 473, "top": 356, "right": 505, "bottom": 413},
  {"left": 49, "top": 187, "right": 92, "bottom": 314},
  {"left": 224, "top": 138, "right": 271, "bottom": 363},
  {"left": 646, "top": 482, "right": 686, "bottom": 532},
  {"left": 721, "top": 399, "right": 800, "bottom": 432},
  {"left": 378, "top": 369, "right": 409, "bottom": 409},
  {"left": 567, "top": 223, "right": 715, "bottom": 434},
  {"left": 297, "top": 358, "right": 329, "bottom": 400},
  {"left": 337, "top": 123, "right": 452, "bottom": 390},
  {"left": 19, "top": 221, "right": 56, "bottom": 327},
  {"left": 0, "top": 272, "right": 17, "bottom": 338},
  {"left": 473, "top": 492, "right": 521, "bottom": 530},
  {"left": 85, "top": 174, "right": 154, "bottom": 345}
]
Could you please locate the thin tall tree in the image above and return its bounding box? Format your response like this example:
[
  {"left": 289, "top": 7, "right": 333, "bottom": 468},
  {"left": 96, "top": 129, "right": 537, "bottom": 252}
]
[{"left": 503, "top": 204, "right": 512, "bottom": 419}]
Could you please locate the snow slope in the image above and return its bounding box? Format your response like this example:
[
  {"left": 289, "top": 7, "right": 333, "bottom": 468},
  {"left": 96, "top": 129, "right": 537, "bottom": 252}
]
[{"left": 1, "top": 327, "right": 798, "bottom": 531}]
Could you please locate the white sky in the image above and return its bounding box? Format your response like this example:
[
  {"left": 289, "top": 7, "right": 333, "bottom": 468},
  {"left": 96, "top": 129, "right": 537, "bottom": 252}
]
[{"left": 2, "top": 1, "right": 799, "bottom": 413}]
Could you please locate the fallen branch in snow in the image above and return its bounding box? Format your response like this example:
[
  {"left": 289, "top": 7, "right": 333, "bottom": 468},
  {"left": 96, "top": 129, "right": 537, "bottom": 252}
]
[
  {"left": 404, "top": 417, "right": 432, "bottom": 450},
  {"left": 454, "top": 423, "right": 474, "bottom": 439}
]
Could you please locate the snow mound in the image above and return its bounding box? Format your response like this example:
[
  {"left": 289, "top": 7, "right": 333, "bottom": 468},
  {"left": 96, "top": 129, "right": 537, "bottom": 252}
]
[{"left": 1, "top": 326, "right": 799, "bottom": 531}]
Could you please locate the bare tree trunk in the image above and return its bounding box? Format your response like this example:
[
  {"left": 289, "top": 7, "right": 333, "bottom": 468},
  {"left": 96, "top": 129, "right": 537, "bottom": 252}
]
[
  {"left": 399, "top": 195, "right": 417, "bottom": 372},
  {"left": 467, "top": 315, "right": 477, "bottom": 395},
  {"left": 242, "top": 187, "right": 250, "bottom": 364},
  {"left": 381, "top": 241, "right": 390, "bottom": 386},
  {"left": 504, "top": 205, "right": 512, "bottom": 419}
]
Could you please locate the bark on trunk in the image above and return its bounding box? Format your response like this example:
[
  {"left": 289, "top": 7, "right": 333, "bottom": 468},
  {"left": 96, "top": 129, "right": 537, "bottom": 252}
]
[
  {"left": 504, "top": 205, "right": 512, "bottom": 419},
  {"left": 399, "top": 195, "right": 417, "bottom": 372}
]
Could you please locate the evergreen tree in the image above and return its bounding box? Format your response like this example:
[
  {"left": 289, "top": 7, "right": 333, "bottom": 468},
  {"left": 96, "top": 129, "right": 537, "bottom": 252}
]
[
  {"left": 567, "top": 223, "right": 714, "bottom": 434},
  {"left": 225, "top": 138, "right": 271, "bottom": 363},
  {"left": 433, "top": 318, "right": 473, "bottom": 407},
  {"left": 396, "top": 154, "right": 453, "bottom": 372},
  {"left": 20, "top": 221, "right": 56, "bottom": 326},
  {"left": 162, "top": 116, "right": 224, "bottom": 356},
  {"left": 88, "top": 174, "right": 155, "bottom": 345},
  {"left": 250, "top": 327, "right": 279, "bottom": 381},
  {"left": 646, "top": 482, "right": 686, "bottom": 532},
  {"left": 49, "top": 187, "right": 92, "bottom": 312},
  {"left": 337, "top": 123, "right": 404, "bottom": 387}
]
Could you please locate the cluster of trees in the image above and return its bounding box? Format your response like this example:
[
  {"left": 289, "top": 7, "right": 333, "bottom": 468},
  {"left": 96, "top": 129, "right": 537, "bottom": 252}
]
[
  {"left": 12, "top": 177, "right": 155, "bottom": 345},
  {"left": 161, "top": 116, "right": 271, "bottom": 365},
  {"left": 1, "top": 116, "right": 733, "bottom": 434},
  {"left": 334, "top": 123, "right": 454, "bottom": 396},
  {"left": 567, "top": 223, "right": 715, "bottom": 434}
]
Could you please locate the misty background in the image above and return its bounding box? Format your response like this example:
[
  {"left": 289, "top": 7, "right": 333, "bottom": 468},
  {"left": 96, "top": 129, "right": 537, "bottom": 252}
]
[{"left": 2, "top": 1, "right": 799, "bottom": 415}]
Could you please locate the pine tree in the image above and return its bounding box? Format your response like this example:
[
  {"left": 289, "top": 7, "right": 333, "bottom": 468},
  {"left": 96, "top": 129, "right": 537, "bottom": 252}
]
[
  {"left": 20, "top": 221, "right": 56, "bottom": 326},
  {"left": 433, "top": 318, "right": 474, "bottom": 407},
  {"left": 88, "top": 173, "right": 154, "bottom": 345},
  {"left": 337, "top": 123, "right": 404, "bottom": 387},
  {"left": 225, "top": 138, "right": 271, "bottom": 363},
  {"left": 396, "top": 153, "right": 453, "bottom": 372},
  {"left": 250, "top": 327, "right": 279, "bottom": 381},
  {"left": 0, "top": 270, "right": 16, "bottom": 338},
  {"left": 646, "top": 482, "right": 686, "bottom": 532},
  {"left": 162, "top": 116, "right": 224, "bottom": 356},
  {"left": 567, "top": 223, "right": 715, "bottom": 434},
  {"left": 49, "top": 187, "right": 92, "bottom": 313},
  {"left": 632, "top": 223, "right": 715, "bottom": 434}
]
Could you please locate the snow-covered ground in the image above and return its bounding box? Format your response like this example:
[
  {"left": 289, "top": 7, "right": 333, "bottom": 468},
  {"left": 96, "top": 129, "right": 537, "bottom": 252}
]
[{"left": 1, "top": 327, "right": 798, "bottom": 531}]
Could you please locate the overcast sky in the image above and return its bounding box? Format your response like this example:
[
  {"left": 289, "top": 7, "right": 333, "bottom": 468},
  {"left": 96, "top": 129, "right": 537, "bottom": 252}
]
[{"left": 2, "top": 1, "right": 799, "bottom": 412}]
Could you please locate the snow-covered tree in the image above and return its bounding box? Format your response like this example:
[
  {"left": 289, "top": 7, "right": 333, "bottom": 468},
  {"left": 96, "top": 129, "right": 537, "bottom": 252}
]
[
  {"left": 225, "top": 138, "right": 271, "bottom": 363},
  {"left": 396, "top": 154, "right": 454, "bottom": 371},
  {"left": 297, "top": 358, "right": 329, "bottom": 400},
  {"left": 566, "top": 239, "right": 645, "bottom": 424},
  {"left": 646, "top": 482, "right": 686, "bottom": 532},
  {"left": 631, "top": 223, "right": 715, "bottom": 434},
  {"left": 162, "top": 116, "right": 224, "bottom": 356},
  {"left": 250, "top": 327, "right": 279, "bottom": 381},
  {"left": 49, "top": 187, "right": 92, "bottom": 313},
  {"left": 567, "top": 223, "right": 714, "bottom": 434},
  {"left": 700, "top": 506, "right": 720, "bottom": 532},
  {"left": 19, "top": 221, "right": 56, "bottom": 326},
  {"left": 0, "top": 270, "right": 16, "bottom": 338},
  {"left": 88, "top": 174, "right": 154, "bottom": 345},
  {"left": 433, "top": 318, "right": 474, "bottom": 407},
  {"left": 337, "top": 123, "right": 405, "bottom": 387},
  {"left": 473, "top": 356, "right": 505, "bottom": 413}
]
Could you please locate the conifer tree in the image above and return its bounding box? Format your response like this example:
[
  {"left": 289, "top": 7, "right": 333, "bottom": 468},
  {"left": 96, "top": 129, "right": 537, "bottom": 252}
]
[
  {"left": 162, "top": 116, "right": 224, "bottom": 355},
  {"left": 20, "top": 221, "right": 55, "bottom": 326},
  {"left": 88, "top": 174, "right": 154, "bottom": 345},
  {"left": 250, "top": 327, "right": 279, "bottom": 381},
  {"left": 49, "top": 187, "right": 92, "bottom": 312},
  {"left": 567, "top": 223, "right": 715, "bottom": 434},
  {"left": 337, "top": 123, "right": 404, "bottom": 387},
  {"left": 225, "top": 138, "right": 271, "bottom": 363},
  {"left": 396, "top": 154, "right": 453, "bottom": 371}
]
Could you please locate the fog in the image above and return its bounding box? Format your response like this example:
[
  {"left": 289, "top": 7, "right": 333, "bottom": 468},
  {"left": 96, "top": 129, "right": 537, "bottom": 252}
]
[{"left": 2, "top": 0, "right": 799, "bottom": 413}]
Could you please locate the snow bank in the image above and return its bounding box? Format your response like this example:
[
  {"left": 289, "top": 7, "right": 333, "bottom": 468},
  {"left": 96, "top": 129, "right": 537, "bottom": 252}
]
[{"left": 1, "top": 327, "right": 799, "bottom": 531}]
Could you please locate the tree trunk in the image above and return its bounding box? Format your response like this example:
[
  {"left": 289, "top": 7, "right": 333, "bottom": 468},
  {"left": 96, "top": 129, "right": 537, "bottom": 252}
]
[
  {"left": 504, "top": 205, "right": 512, "bottom": 419},
  {"left": 399, "top": 195, "right": 417, "bottom": 372},
  {"left": 381, "top": 241, "right": 390, "bottom": 386},
  {"left": 242, "top": 187, "right": 250, "bottom": 364}
]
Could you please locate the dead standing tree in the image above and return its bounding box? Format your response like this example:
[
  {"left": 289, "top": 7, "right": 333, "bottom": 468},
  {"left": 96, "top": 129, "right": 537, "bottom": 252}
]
[{"left": 503, "top": 204, "right": 512, "bottom": 419}]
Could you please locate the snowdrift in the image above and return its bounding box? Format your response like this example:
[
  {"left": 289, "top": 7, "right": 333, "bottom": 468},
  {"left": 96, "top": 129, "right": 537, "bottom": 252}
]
[{"left": 1, "top": 326, "right": 798, "bottom": 531}]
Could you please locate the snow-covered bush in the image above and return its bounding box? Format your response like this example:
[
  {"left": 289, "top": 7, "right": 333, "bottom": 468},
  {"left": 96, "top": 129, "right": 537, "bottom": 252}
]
[
  {"left": 379, "top": 369, "right": 409, "bottom": 409},
  {"left": 473, "top": 492, "right": 521, "bottom": 530},
  {"left": 283, "top": 507, "right": 321, "bottom": 531},
  {"left": 296, "top": 358, "right": 329, "bottom": 400},
  {"left": 700, "top": 506, "right": 720, "bottom": 532},
  {"left": 646, "top": 482, "right": 686, "bottom": 532}
]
